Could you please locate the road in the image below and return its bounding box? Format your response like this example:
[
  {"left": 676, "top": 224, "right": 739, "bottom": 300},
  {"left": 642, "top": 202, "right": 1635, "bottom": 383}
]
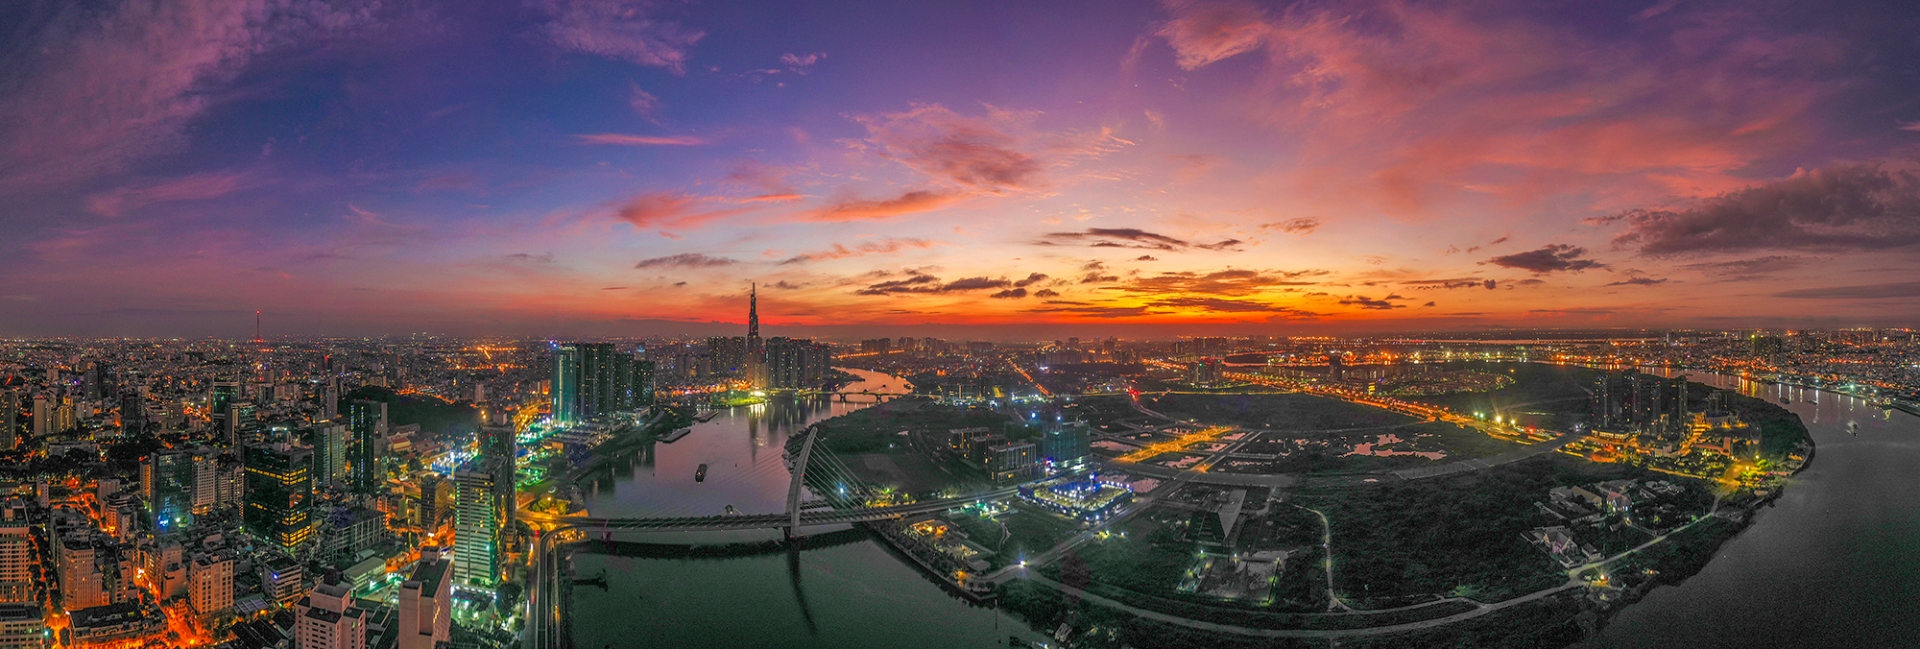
[{"left": 1017, "top": 571, "right": 1583, "bottom": 639}]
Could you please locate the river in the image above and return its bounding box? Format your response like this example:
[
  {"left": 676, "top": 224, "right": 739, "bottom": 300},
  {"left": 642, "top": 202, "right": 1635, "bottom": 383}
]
[
  {"left": 567, "top": 369, "right": 1045, "bottom": 648},
  {"left": 1581, "top": 370, "right": 1920, "bottom": 647}
]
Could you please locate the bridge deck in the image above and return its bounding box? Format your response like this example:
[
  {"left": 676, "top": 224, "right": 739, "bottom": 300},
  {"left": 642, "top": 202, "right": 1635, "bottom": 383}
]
[{"left": 552, "top": 488, "right": 1019, "bottom": 533}]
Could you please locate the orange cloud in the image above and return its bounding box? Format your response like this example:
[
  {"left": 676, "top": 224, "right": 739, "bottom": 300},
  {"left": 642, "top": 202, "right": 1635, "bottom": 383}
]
[{"left": 803, "top": 189, "right": 963, "bottom": 222}]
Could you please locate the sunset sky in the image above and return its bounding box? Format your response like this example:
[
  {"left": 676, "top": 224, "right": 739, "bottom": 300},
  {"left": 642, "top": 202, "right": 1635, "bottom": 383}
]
[{"left": 3, "top": 0, "right": 1919, "bottom": 338}]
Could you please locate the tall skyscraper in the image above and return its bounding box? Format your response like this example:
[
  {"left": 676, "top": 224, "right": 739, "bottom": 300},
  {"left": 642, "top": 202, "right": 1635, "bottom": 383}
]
[
  {"left": 551, "top": 343, "right": 651, "bottom": 424},
  {"left": 210, "top": 382, "right": 239, "bottom": 445},
  {"left": 118, "top": 391, "right": 145, "bottom": 436},
  {"left": 311, "top": 423, "right": 348, "bottom": 490},
  {"left": 746, "top": 283, "right": 765, "bottom": 385},
  {"left": 452, "top": 469, "right": 502, "bottom": 589},
  {"left": 244, "top": 443, "right": 313, "bottom": 551},
  {"left": 346, "top": 400, "right": 388, "bottom": 495},
  {"left": 28, "top": 396, "right": 48, "bottom": 438},
  {"left": 143, "top": 451, "right": 196, "bottom": 533},
  {"left": 397, "top": 546, "right": 452, "bottom": 649},
  {"left": 0, "top": 391, "right": 15, "bottom": 450}
]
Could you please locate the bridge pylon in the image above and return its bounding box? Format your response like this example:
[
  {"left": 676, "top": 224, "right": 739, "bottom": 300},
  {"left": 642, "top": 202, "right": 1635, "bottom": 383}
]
[{"left": 785, "top": 425, "right": 822, "bottom": 543}]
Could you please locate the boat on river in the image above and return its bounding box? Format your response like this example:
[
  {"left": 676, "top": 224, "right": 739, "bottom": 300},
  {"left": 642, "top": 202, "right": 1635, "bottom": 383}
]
[
  {"left": 658, "top": 427, "right": 692, "bottom": 443},
  {"left": 696, "top": 464, "right": 708, "bottom": 482}
]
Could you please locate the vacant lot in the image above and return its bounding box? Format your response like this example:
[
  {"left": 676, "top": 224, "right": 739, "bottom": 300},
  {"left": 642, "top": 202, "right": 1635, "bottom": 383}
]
[
  {"left": 1293, "top": 454, "right": 1656, "bottom": 606},
  {"left": 1147, "top": 393, "right": 1416, "bottom": 430}
]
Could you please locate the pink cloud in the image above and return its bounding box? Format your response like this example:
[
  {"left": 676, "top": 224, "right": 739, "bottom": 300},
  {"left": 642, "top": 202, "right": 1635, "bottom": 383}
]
[
  {"left": 535, "top": 0, "right": 705, "bottom": 74},
  {"left": 1154, "top": 0, "right": 1847, "bottom": 218},
  {"left": 85, "top": 171, "right": 253, "bottom": 217},
  {"left": 0, "top": 0, "right": 376, "bottom": 192},
  {"left": 575, "top": 133, "right": 708, "bottom": 146}
]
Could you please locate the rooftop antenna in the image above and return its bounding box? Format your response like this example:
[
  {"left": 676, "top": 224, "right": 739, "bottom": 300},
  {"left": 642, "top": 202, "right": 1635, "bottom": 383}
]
[{"left": 254, "top": 310, "right": 263, "bottom": 344}]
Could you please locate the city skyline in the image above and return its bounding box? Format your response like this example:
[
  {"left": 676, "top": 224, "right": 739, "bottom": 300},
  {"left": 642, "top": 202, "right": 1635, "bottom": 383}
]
[{"left": 4, "top": 0, "right": 1920, "bottom": 338}]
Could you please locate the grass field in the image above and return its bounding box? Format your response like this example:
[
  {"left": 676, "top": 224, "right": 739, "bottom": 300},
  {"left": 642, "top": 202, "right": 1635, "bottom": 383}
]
[
  {"left": 1293, "top": 453, "right": 1655, "bottom": 606},
  {"left": 1145, "top": 392, "right": 1415, "bottom": 430}
]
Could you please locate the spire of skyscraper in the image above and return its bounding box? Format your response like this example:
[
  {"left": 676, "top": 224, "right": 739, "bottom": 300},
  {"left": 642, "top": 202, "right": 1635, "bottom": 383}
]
[{"left": 748, "top": 282, "right": 759, "bottom": 339}]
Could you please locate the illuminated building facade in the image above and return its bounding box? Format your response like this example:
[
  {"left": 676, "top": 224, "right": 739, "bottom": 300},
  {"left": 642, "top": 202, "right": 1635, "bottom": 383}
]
[
  {"left": 346, "top": 399, "right": 388, "bottom": 495},
  {"left": 141, "top": 450, "right": 195, "bottom": 533},
  {"left": 312, "top": 422, "right": 348, "bottom": 490},
  {"left": 453, "top": 469, "right": 503, "bottom": 589},
  {"left": 551, "top": 343, "right": 653, "bottom": 424},
  {"left": 244, "top": 443, "right": 314, "bottom": 551}
]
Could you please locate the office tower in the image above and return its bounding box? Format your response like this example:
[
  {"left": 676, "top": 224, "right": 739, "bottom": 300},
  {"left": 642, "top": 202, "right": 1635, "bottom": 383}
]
[
  {"left": 452, "top": 469, "right": 502, "bottom": 589},
  {"left": 210, "top": 381, "right": 239, "bottom": 444},
  {"left": 346, "top": 400, "right": 388, "bottom": 494},
  {"left": 311, "top": 423, "right": 348, "bottom": 490},
  {"left": 0, "top": 514, "right": 31, "bottom": 603},
  {"left": 215, "top": 453, "right": 246, "bottom": 510},
  {"left": 142, "top": 450, "right": 195, "bottom": 533},
  {"left": 397, "top": 546, "right": 452, "bottom": 649},
  {"left": 244, "top": 443, "right": 314, "bottom": 551},
  {"left": 118, "top": 391, "right": 145, "bottom": 436},
  {"left": 550, "top": 343, "right": 580, "bottom": 424},
  {"left": 0, "top": 391, "right": 14, "bottom": 450},
  {"left": 746, "top": 283, "right": 764, "bottom": 385},
  {"left": 28, "top": 396, "right": 48, "bottom": 438},
  {"left": 294, "top": 580, "right": 367, "bottom": 649},
  {"left": 187, "top": 553, "right": 233, "bottom": 616}
]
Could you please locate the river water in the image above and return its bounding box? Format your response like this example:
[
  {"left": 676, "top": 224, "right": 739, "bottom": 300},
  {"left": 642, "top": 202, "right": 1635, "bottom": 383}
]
[
  {"left": 1581, "top": 370, "right": 1920, "bottom": 647},
  {"left": 567, "top": 368, "right": 1920, "bottom": 648},
  {"left": 568, "top": 369, "right": 1045, "bottom": 648}
]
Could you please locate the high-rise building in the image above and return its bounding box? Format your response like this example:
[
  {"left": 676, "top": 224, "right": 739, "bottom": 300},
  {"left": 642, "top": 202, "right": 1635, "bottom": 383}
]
[
  {"left": 142, "top": 451, "right": 195, "bottom": 533},
  {"left": 0, "top": 391, "right": 15, "bottom": 450},
  {"left": 346, "top": 400, "right": 388, "bottom": 495},
  {"left": 551, "top": 343, "right": 651, "bottom": 424},
  {"left": 187, "top": 553, "right": 233, "bottom": 617},
  {"left": 397, "top": 547, "right": 451, "bottom": 649},
  {"left": 190, "top": 450, "right": 219, "bottom": 516},
  {"left": 987, "top": 442, "right": 1039, "bottom": 484},
  {"left": 244, "top": 443, "right": 314, "bottom": 551},
  {"left": 452, "top": 469, "right": 503, "bottom": 589},
  {"left": 210, "top": 382, "right": 240, "bottom": 445},
  {"left": 311, "top": 423, "right": 348, "bottom": 490},
  {"left": 118, "top": 391, "right": 145, "bottom": 436},
  {"left": 764, "top": 337, "right": 831, "bottom": 389},
  {"left": 0, "top": 514, "right": 32, "bottom": 603},
  {"left": 294, "top": 580, "right": 367, "bottom": 649},
  {"left": 28, "top": 396, "right": 48, "bottom": 438},
  {"left": 0, "top": 602, "right": 44, "bottom": 649}
]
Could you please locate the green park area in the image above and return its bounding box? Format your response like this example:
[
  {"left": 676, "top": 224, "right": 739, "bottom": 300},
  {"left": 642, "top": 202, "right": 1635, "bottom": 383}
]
[
  {"left": 812, "top": 396, "right": 1020, "bottom": 453},
  {"left": 945, "top": 504, "right": 1083, "bottom": 569}
]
